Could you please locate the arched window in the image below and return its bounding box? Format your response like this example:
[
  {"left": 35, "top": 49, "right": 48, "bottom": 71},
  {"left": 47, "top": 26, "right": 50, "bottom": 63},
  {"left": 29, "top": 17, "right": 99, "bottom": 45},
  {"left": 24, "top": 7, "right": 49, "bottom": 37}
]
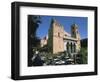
[
  {"left": 58, "top": 32, "right": 60, "bottom": 37},
  {"left": 73, "top": 43, "right": 76, "bottom": 52},
  {"left": 66, "top": 42, "right": 69, "bottom": 53},
  {"left": 71, "top": 42, "right": 73, "bottom": 53}
]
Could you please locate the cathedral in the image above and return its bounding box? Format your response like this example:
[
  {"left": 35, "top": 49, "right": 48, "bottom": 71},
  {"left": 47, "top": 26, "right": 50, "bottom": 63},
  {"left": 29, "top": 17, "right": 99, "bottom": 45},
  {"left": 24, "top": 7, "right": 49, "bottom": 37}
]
[{"left": 41, "top": 18, "right": 81, "bottom": 54}]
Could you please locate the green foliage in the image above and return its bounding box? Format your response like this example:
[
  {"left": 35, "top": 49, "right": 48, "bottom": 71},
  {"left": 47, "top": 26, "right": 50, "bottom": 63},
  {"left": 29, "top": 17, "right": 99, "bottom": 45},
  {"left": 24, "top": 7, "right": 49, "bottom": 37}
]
[
  {"left": 28, "top": 15, "right": 42, "bottom": 66},
  {"left": 79, "top": 47, "right": 88, "bottom": 64}
]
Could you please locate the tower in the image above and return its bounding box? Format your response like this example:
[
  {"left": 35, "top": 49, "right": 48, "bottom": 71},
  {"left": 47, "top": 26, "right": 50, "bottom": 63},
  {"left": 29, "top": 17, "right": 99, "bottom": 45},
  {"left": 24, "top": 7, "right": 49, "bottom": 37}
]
[
  {"left": 71, "top": 24, "right": 79, "bottom": 38},
  {"left": 71, "top": 24, "right": 81, "bottom": 52},
  {"left": 48, "top": 19, "right": 64, "bottom": 54}
]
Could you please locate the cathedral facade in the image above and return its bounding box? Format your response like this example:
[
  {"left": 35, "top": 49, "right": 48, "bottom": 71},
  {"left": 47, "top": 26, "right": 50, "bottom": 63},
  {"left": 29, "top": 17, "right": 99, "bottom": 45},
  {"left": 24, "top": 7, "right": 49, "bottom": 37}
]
[{"left": 41, "top": 19, "right": 81, "bottom": 54}]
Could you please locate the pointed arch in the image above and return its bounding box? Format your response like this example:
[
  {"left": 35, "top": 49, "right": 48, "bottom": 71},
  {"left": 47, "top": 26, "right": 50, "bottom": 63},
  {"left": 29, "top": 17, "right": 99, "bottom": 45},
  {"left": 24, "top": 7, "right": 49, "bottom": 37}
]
[
  {"left": 73, "top": 43, "right": 76, "bottom": 52},
  {"left": 71, "top": 42, "right": 73, "bottom": 53},
  {"left": 66, "top": 42, "right": 69, "bottom": 53}
]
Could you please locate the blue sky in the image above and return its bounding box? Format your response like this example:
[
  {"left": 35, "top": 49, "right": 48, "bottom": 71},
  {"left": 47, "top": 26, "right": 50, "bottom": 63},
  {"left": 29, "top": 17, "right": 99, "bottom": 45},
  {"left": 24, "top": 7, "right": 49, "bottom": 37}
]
[{"left": 35, "top": 15, "right": 88, "bottom": 39}]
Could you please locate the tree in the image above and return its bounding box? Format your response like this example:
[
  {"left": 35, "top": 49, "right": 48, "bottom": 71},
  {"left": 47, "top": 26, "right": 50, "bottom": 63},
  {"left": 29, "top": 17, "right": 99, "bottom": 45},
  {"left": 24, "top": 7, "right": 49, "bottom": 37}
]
[
  {"left": 28, "top": 15, "right": 41, "bottom": 46},
  {"left": 79, "top": 47, "right": 88, "bottom": 64},
  {"left": 28, "top": 15, "right": 42, "bottom": 66},
  {"left": 29, "top": 16, "right": 41, "bottom": 37}
]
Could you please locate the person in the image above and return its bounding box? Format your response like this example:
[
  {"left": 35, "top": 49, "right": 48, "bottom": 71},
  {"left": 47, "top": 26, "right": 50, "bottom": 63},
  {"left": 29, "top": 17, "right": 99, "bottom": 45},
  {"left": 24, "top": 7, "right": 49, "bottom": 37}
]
[
  {"left": 31, "top": 51, "right": 38, "bottom": 61},
  {"left": 32, "top": 51, "right": 44, "bottom": 66}
]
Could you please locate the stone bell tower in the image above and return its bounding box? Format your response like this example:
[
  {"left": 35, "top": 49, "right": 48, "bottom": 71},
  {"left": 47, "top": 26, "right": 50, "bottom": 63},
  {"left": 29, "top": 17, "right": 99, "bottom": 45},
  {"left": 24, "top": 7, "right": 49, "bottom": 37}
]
[
  {"left": 71, "top": 24, "right": 81, "bottom": 52},
  {"left": 48, "top": 18, "right": 64, "bottom": 54}
]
